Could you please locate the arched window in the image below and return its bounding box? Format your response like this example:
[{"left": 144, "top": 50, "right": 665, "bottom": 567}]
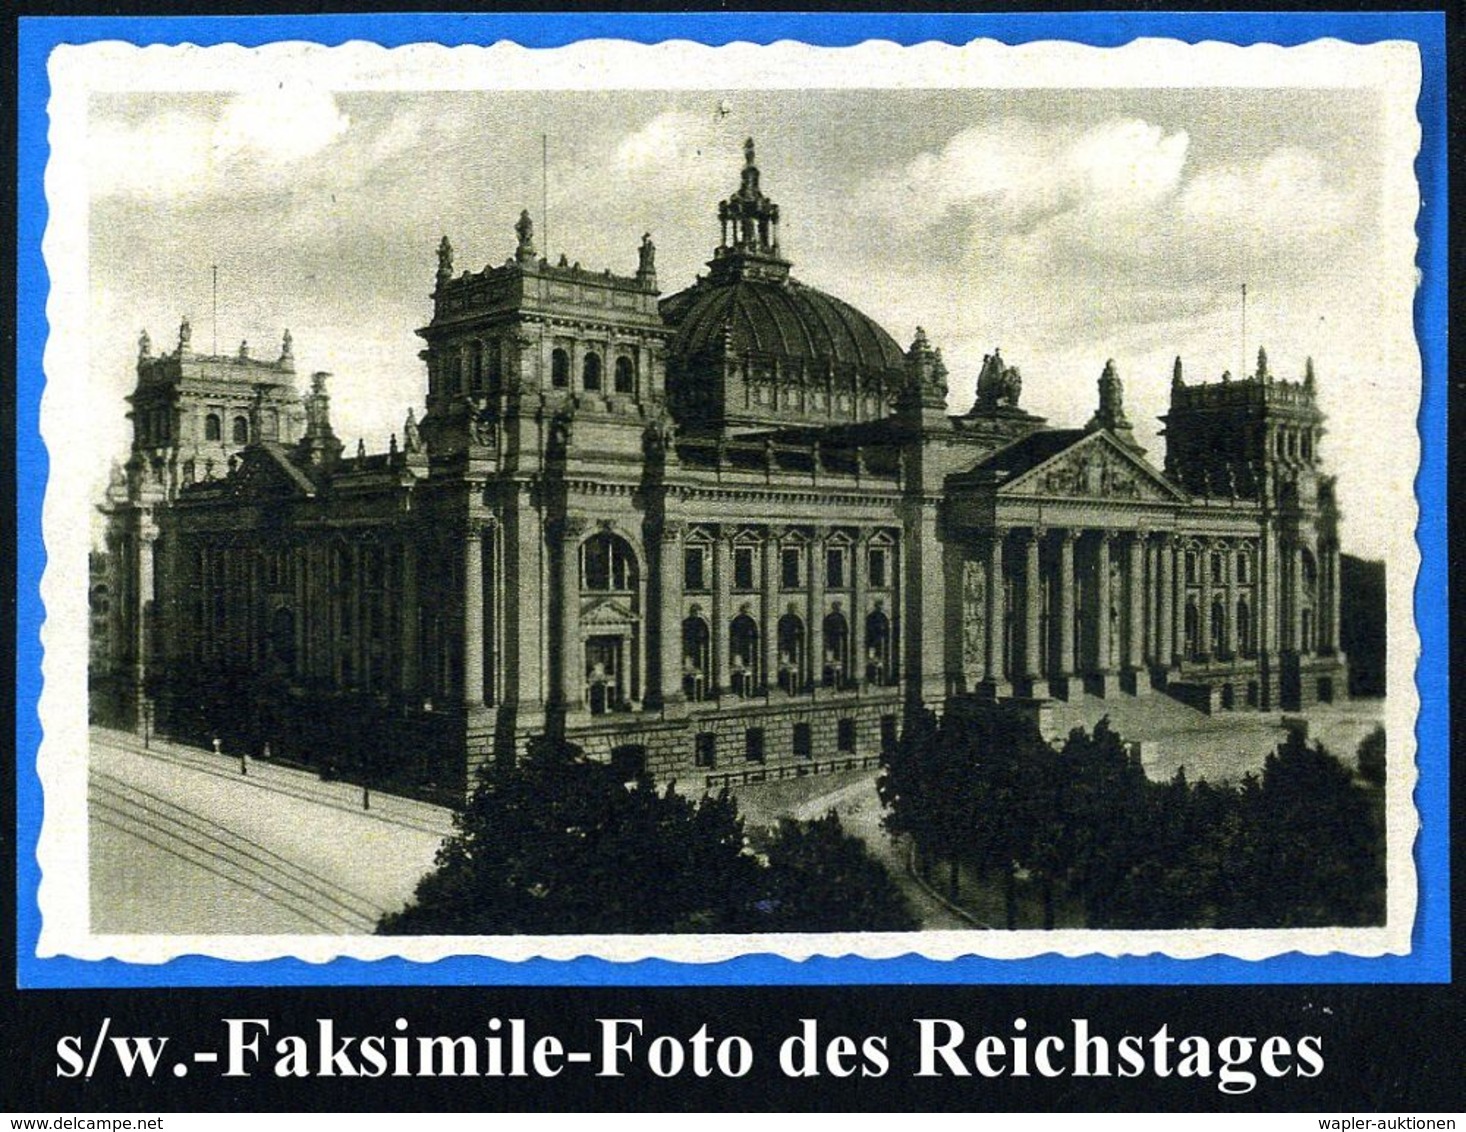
[
  {"left": 232, "top": 416, "right": 249, "bottom": 444},
  {"left": 487, "top": 339, "right": 503, "bottom": 395},
  {"left": 730, "top": 614, "right": 759, "bottom": 697},
  {"left": 777, "top": 613, "right": 805, "bottom": 694},
  {"left": 1300, "top": 549, "right": 1318, "bottom": 652},
  {"left": 581, "top": 532, "right": 637, "bottom": 593},
  {"left": 822, "top": 610, "right": 850, "bottom": 688},
  {"left": 468, "top": 341, "right": 484, "bottom": 392},
  {"left": 682, "top": 616, "right": 710, "bottom": 702},
  {"left": 864, "top": 609, "right": 892, "bottom": 685},
  {"left": 582, "top": 352, "right": 603, "bottom": 392},
  {"left": 205, "top": 413, "right": 222, "bottom": 441},
  {"left": 613, "top": 355, "right": 634, "bottom": 394},
  {"left": 551, "top": 348, "right": 570, "bottom": 389}
]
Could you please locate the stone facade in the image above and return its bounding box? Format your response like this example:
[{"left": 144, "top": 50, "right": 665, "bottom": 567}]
[{"left": 97, "top": 139, "right": 1348, "bottom": 794}]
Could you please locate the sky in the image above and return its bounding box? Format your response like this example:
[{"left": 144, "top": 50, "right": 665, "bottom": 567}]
[{"left": 85, "top": 81, "right": 1416, "bottom": 557}]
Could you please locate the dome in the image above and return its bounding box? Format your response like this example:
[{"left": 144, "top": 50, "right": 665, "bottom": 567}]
[{"left": 660, "top": 276, "right": 907, "bottom": 375}]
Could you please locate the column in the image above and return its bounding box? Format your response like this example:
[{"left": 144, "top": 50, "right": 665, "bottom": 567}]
[
  {"left": 400, "top": 539, "right": 419, "bottom": 695},
  {"left": 808, "top": 527, "right": 825, "bottom": 694},
  {"left": 1093, "top": 531, "right": 1113, "bottom": 695},
  {"left": 556, "top": 517, "right": 585, "bottom": 711},
  {"left": 1290, "top": 542, "right": 1304, "bottom": 653},
  {"left": 1143, "top": 538, "right": 1157, "bottom": 667},
  {"left": 1021, "top": 527, "right": 1047, "bottom": 699},
  {"left": 1198, "top": 540, "right": 1213, "bottom": 663},
  {"left": 983, "top": 529, "right": 1009, "bottom": 696},
  {"left": 852, "top": 529, "right": 868, "bottom": 685},
  {"left": 761, "top": 529, "right": 779, "bottom": 696},
  {"left": 655, "top": 521, "right": 684, "bottom": 709},
  {"left": 1225, "top": 550, "right": 1239, "bottom": 659},
  {"left": 463, "top": 524, "right": 485, "bottom": 707},
  {"left": 1156, "top": 535, "right": 1175, "bottom": 671},
  {"left": 1056, "top": 529, "right": 1077, "bottom": 697},
  {"left": 713, "top": 529, "right": 732, "bottom": 696},
  {"left": 1125, "top": 532, "right": 1146, "bottom": 692},
  {"left": 1331, "top": 542, "right": 1342, "bottom": 651}
]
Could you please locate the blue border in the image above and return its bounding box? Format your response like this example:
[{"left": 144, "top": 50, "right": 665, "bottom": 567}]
[{"left": 17, "top": 10, "right": 1448, "bottom": 989}]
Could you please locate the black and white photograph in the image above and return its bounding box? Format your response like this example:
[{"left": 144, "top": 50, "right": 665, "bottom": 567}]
[{"left": 36, "top": 33, "right": 1422, "bottom": 966}]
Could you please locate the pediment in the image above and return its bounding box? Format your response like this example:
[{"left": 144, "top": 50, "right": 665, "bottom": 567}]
[
  {"left": 1000, "top": 432, "right": 1187, "bottom": 503},
  {"left": 581, "top": 596, "right": 638, "bottom": 627},
  {"left": 224, "top": 447, "right": 314, "bottom": 501}
]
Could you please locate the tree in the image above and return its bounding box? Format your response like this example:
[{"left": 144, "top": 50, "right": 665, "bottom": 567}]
[
  {"left": 382, "top": 735, "right": 918, "bottom": 935},
  {"left": 758, "top": 811, "right": 918, "bottom": 932},
  {"left": 1356, "top": 724, "right": 1386, "bottom": 788},
  {"left": 381, "top": 736, "right": 760, "bottom": 934}
]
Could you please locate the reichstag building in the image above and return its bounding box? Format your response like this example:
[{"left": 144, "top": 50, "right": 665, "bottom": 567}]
[{"left": 96, "top": 139, "right": 1349, "bottom": 792}]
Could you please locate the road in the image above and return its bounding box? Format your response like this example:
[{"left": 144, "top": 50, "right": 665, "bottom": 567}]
[{"left": 89, "top": 729, "right": 450, "bottom": 935}]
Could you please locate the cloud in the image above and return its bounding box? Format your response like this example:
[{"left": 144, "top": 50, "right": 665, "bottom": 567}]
[
  {"left": 89, "top": 87, "right": 351, "bottom": 201},
  {"left": 214, "top": 85, "right": 350, "bottom": 165}
]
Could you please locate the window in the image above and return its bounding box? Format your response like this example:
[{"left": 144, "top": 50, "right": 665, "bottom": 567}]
[
  {"left": 864, "top": 609, "right": 893, "bottom": 685},
  {"left": 205, "top": 414, "right": 222, "bottom": 441},
  {"left": 469, "top": 340, "right": 484, "bottom": 392},
  {"left": 868, "top": 547, "right": 887, "bottom": 588},
  {"left": 1185, "top": 552, "right": 1198, "bottom": 585},
  {"left": 487, "top": 339, "right": 503, "bottom": 392},
  {"left": 733, "top": 546, "right": 755, "bottom": 591},
  {"left": 880, "top": 714, "right": 898, "bottom": 754},
  {"left": 682, "top": 617, "right": 710, "bottom": 702},
  {"left": 781, "top": 547, "right": 802, "bottom": 589},
  {"left": 837, "top": 718, "right": 856, "bottom": 753},
  {"left": 582, "top": 352, "right": 603, "bottom": 392},
  {"left": 1211, "top": 552, "right": 1225, "bottom": 585},
  {"left": 582, "top": 532, "right": 636, "bottom": 592},
  {"left": 825, "top": 547, "right": 845, "bottom": 589},
  {"left": 730, "top": 614, "right": 759, "bottom": 696},
  {"left": 1236, "top": 552, "right": 1250, "bottom": 584},
  {"left": 611, "top": 744, "right": 646, "bottom": 781},
  {"left": 744, "top": 727, "right": 765, "bottom": 764},
  {"left": 232, "top": 416, "right": 249, "bottom": 444},
  {"left": 551, "top": 348, "right": 570, "bottom": 389},
  {"left": 614, "top": 355, "right": 634, "bottom": 394},
  {"left": 777, "top": 613, "right": 805, "bottom": 693},
  {"left": 822, "top": 610, "right": 850, "bottom": 688},
  {"left": 695, "top": 731, "right": 717, "bottom": 768},
  {"left": 792, "top": 722, "right": 812, "bottom": 760},
  {"left": 684, "top": 546, "right": 708, "bottom": 591},
  {"left": 1237, "top": 597, "right": 1252, "bottom": 656}
]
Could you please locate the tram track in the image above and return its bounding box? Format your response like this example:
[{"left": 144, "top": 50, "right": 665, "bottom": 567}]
[
  {"left": 93, "top": 729, "right": 452, "bottom": 838},
  {"left": 90, "top": 770, "right": 387, "bottom": 933}
]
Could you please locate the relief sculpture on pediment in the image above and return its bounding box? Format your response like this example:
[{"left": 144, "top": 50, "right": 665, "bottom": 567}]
[{"left": 1039, "top": 447, "right": 1143, "bottom": 499}]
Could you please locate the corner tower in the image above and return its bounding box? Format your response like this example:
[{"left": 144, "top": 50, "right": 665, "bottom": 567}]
[{"left": 1162, "top": 348, "right": 1348, "bottom": 707}]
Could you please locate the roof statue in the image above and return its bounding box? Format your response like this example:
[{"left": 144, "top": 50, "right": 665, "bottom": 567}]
[
  {"left": 402, "top": 407, "right": 421, "bottom": 454},
  {"left": 1172, "top": 355, "right": 1184, "bottom": 389},
  {"left": 1256, "top": 345, "right": 1271, "bottom": 382},
  {"left": 637, "top": 232, "right": 657, "bottom": 286},
  {"left": 280, "top": 328, "right": 294, "bottom": 363},
  {"left": 138, "top": 328, "right": 152, "bottom": 359},
  {"left": 177, "top": 315, "right": 191, "bottom": 353},
  {"left": 973, "top": 347, "right": 1023, "bottom": 411},
  {"left": 515, "top": 210, "right": 537, "bottom": 262},
  {"left": 436, "top": 235, "right": 454, "bottom": 285},
  {"left": 1304, "top": 355, "right": 1316, "bottom": 393}
]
